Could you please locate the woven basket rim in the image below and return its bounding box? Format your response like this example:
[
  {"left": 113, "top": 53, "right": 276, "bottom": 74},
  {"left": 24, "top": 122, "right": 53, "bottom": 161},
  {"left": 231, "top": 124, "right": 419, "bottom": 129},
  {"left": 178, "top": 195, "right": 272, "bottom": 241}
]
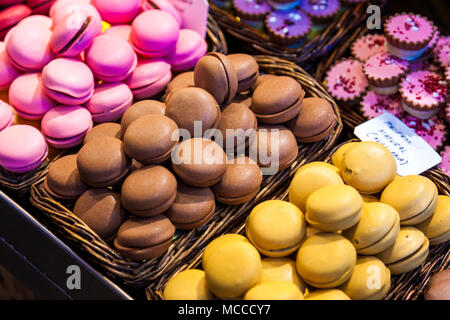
[
  {"left": 29, "top": 55, "right": 343, "bottom": 287},
  {"left": 146, "top": 139, "right": 450, "bottom": 300}
]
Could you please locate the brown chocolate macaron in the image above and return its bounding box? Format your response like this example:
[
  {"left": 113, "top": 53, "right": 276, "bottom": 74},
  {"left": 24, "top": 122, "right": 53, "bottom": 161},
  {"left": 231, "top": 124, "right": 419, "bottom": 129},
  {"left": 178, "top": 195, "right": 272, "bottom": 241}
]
[
  {"left": 425, "top": 270, "right": 450, "bottom": 300},
  {"left": 287, "top": 97, "right": 336, "bottom": 143},
  {"left": 227, "top": 53, "right": 259, "bottom": 93},
  {"left": 166, "top": 71, "right": 194, "bottom": 98},
  {"left": 120, "top": 100, "right": 166, "bottom": 133},
  {"left": 252, "top": 74, "right": 277, "bottom": 91},
  {"left": 121, "top": 165, "right": 177, "bottom": 217},
  {"left": 83, "top": 122, "right": 123, "bottom": 145},
  {"left": 77, "top": 137, "right": 131, "bottom": 188},
  {"left": 172, "top": 138, "right": 227, "bottom": 187},
  {"left": 213, "top": 156, "right": 262, "bottom": 205},
  {"left": 251, "top": 76, "right": 305, "bottom": 124},
  {"left": 194, "top": 52, "right": 238, "bottom": 105},
  {"left": 165, "top": 182, "right": 216, "bottom": 230},
  {"left": 73, "top": 188, "right": 127, "bottom": 241},
  {"left": 250, "top": 125, "right": 298, "bottom": 173},
  {"left": 44, "top": 154, "right": 88, "bottom": 201},
  {"left": 231, "top": 94, "right": 252, "bottom": 107},
  {"left": 114, "top": 215, "right": 175, "bottom": 261},
  {"left": 123, "top": 114, "right": 179, "bottom": 164},
  {"left": 166, "top": 87, "right": 221, "bottom": 137},
  {"left": 218, "top": 102, "right": 257, "bottom": 152}
]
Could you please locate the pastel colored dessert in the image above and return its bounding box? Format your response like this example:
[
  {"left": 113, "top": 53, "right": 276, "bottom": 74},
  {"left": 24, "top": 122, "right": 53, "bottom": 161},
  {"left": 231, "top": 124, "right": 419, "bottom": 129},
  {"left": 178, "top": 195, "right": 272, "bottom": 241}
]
[
  {"left": 125, "top": 58, "right": 172, "bottom": 100},
  {"left": 26, "top": 0, "right": 56, "bottom": 15},
  {"left": 51, "top": 2, "right": 102, "bottom": 29},
  {"left": 0, "top": 100, "right": 15, "bottom": 132},
  {"left": 50, "top": 8, "right": 102, "bottom": 57},
  {"left": 266, "top": 0, "right": 300, "bottom": 11},
  {"left": 0, "top": 124, "right": 48, "bottom": 173},
  {"left": 49, "top": 0, "right": 92, "bottom": 19},
  {"left": 419, "top": 27, "right": 440, "bottom": 60},
  {"left": 416, "top": 195, "right": 450, "bottom": 246},
  {"left": 0, "top": 41, "right": 20, "bottom": 90},
  {"left": 41, "top": 105, "right": 93, "bottom": 149},
  {"left": 232, "top": 0, "right": 271, "bottom": 29},
  {"left": 5, "top": 14, "right": 54, "bottom": 71},
  {"left": 260, "top": 258, "right": 307, "bottom": 293},
  {"left": 83, "top": 122, "right": 123, "bottom": 145},
  {"left": 300, "top": 0, "right": 340, "bottom": 23},
  {"left": 165, "top": 29, "right": 207, "bottom": 72},
  {"left": 363, "top": 52, "right": 409, "bottom": 95},
  {"left": 306, "top": 289, "right": 351, "bottom": 300},
  {"left": 86, "top": 82, "right": 133, "bottom": 123},
  {"left": 42, "top": 58, "right": 94, "bottom": 105},
  {"left": 265, "top": 10, "right": 311, "bottom": 45},
  {"left": 131, "top": 10, "right": 180, "bottom": 58},
  {"left": 433, "top": 36, "right": 450, "bottom": 63},
  {"left": 435, "top": 41, "right": 450, "bottom": 68},
  {"left": 325, "top": 59, "right": 368, "bottom": 101},
  {"left": 438, "top": 146, "right": 450, "bottom": 176},
  {"left": 399, "top": 70, "right": 447, "bottom": 119},
  {"left": 384, "top": 13, "right": 435, "bottom": 60},
  {"left": 397, "top": 113, "right": 446, "bottom": 150},
  {"left": 86, "top": 34, "right": 137, "bottom": 82},
  {"left": 9, "top": 73, "right": 56, "bottom": 119},
  {"left": 360, "top": 90, "right": 403, "bottom": 119},
  {"left": 244, "top": 281, "right": 304, "bottom": 300},
  {"left": 163, "top": 269, "right": 214, "bottom": 300},
  {"left": 92, "top": 0, "right": 140, "bottom": 24},
  {"left": 140, "top": 0, "right": 182, "bottom": 26},
  {"left": 351, "top": 34, "right": 387, "bottom": 62},
  {"left": 103, "top": 25, "right": 132, "bottom": 42},
  {"left": 0, "top": 4, "right": 31, "bottom": 40}
]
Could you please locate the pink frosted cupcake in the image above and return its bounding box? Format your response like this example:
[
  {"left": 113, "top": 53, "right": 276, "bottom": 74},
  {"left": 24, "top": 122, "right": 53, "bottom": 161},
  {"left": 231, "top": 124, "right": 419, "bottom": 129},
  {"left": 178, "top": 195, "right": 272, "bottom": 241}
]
[
  {"left": 360, "top": 90, "right": 402, "bottom": 119},
  {"left": 265, "top": 10, "right": 311, "bottom": 45},
  {"left": 417, "top": 27, "right": 440, "bottom": 61},
  {"left": 351, "top": 34, "right": 387, "bottom": 62},
  {"left": 435, "top": 41, "right": 450, "bottom": 68},
  {"left": 363, "top": 52, "right": 410, "bottom": 95},
  {"left": 325, "top": 58, "right": 368, "bottom": 101},
  {"left": 399, "top": 70, "right": 447, "bottom": 119},
  {"left": 438, "top": 146, "right": 450, "bottom": 176},
  {"left": 397, "top": 113, "right": 446, "bottom": 150},
  {"left": 433, "top": 36, "right": 450, "bottom": 58},
  {"left": 233, "top": 0, "right": 272, "bottom": 29},
  {"left": 300, "top": 0, "right": 341, "bottom": 24},
  {"left": 384, "top": 13, "right": 436, "bottom": 60}
]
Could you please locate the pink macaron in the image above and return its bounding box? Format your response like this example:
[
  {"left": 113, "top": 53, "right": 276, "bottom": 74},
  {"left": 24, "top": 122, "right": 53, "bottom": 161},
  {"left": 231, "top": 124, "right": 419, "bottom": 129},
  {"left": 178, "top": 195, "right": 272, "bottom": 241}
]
[
  {"left": 49, "top": 0, "right": 91, "bottom": 18},
  {"left": 17, "top": 14, "right": 53, "bottom": 29},
  {"left": 125, "top": 58, "right": 172, "bottom": 99},
  {"left": 5, "top": 15, "right": 54, "bottom": 71},
  {"left": 0, "top": 4, "right": 31, "bottom": 40},
  {"left": 0, "top": 124, "right": 48, "bottom": 173},
  {"left": 27, "top": 0, "right": 56, "bottom": 15},
  {"left": 41, "top": 105, "right": 93, "bottom": 148},
  {"left": 9, "top": 73, "right": 56, "bottom": 119},
  {"left": 86, "top": 34, "right": 137, "bottom": 82},
  {"left": 50, "top": 7, "right": 101, "bottom": 57},
  {"left": 42, "top": 58, "right": 95, "bottom": 105},
  {"left": 0, "top": 100, "right": 15, "bottom": 132},
  {"left": 0, "top": 41, "right": 20, "bottom": 90},
  {"left": 86, "top": 82, "right": 133, "bottom": 123},
  {"left": 166, "top": 29, "right": 207, "bottom": 72},
  {"left": 92, "top": 0, "right": 140, "bottom": 24},
  {"left": 140, "top": 0, "right": 182, "bottom": 26},
  {"left": 51, "top": 1, "right": 101, "bottom": 30},
  {"left": 103, "top": 24, "right": 131, "bottom": 42},
  {"left": 131, "top": 10, "right": 180, "bottom": 58}
]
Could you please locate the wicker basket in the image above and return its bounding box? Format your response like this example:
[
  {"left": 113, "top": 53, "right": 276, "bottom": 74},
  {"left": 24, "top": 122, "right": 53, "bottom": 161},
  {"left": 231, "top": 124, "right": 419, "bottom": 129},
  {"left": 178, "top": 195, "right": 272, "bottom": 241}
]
[
  {"left": 209, "top": 0, "right": 386, "bottom": 67},
  {"left": 30, "top": 56, "right": 343, "bottom": 287},
  {"left": 146, "top": 139, "right": 449, "bottom": 300},
  {"left": 0, "top": 13, "right": 227, "bottom": 197}
]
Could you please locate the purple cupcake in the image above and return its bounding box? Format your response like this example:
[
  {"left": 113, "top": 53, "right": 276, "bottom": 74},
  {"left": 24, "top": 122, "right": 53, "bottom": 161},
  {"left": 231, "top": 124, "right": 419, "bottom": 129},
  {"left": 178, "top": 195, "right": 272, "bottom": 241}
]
[
  {"left": 300, "top": 0, "right": 340, "bottom": 24},
  {"left": 233, "top": 0, "right": 272, "bottom": 29},
  {"left": 265, "top": 9, "right": 311, "bottom": 45}
]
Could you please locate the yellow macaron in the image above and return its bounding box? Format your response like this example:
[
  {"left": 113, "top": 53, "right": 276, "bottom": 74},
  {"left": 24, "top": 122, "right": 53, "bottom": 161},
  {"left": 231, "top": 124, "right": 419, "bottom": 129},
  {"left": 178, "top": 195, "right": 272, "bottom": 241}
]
[
  {"left": 246, "top": 200, "right": 306, "bottom": 257},
  {"left": 163, "top": 269, "right": 214, "bottom": 300},
  {"left": 306, "top": 289, "right": 351, "bottom": 300},
  {"left": 260, "top": 258, "right": 306, "bottom": 293},
  {"left": 244, "top": 281, "right": 304, "bottom": 300},
  {"left": 343, "top": 202, "right": 400, "bottom": 255},
  {"left": 380, "top": 175, "right": 438, "bottom": 225},
  {"left": 296, "top": 233, "right": 357, "bottom": 288},
  {"left": 331, "top": 142, "right": 359, "bottom": 170},
  {"left": 306, "top": 184, "right": 363, "bottom": 232},
  {"left": 416, "top": 195, "right": 450, "bottom": 245}
]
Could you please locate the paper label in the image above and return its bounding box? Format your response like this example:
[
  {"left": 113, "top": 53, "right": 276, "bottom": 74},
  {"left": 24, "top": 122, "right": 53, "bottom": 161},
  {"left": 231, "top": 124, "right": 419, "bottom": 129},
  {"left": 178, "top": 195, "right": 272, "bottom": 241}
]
[
  {"left": 168, "top": 0, "right": 209, "bottom": 38},
  {"left": 354, "top": 112, "right": 442, "bottom": 176}
]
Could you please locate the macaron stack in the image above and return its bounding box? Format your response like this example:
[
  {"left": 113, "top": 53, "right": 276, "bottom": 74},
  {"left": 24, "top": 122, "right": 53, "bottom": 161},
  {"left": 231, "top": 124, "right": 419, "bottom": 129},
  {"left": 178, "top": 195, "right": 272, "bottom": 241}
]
[
  {"left": 164, "top": 141, "right": 450, "bottom": 300},
  {"left": 325, "top": 12, "right": 449, "bottom": 152},
  {"left": 0, "top": 0, "right": 208, "bottom": 174}
]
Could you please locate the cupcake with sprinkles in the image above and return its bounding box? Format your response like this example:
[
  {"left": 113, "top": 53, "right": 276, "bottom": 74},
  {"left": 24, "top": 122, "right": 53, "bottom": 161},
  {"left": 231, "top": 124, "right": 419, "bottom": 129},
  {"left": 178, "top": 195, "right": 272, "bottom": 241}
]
[
  {"left": 417, "top": 27, "right": 440, "bottom": 61},
  {"left": 438, "top": 146, "right": 450, "bottom": 176},
  {"left": 233, "top": 0, "right": 272, "bottom": 29},
  {"left": 397, "top": 113, "right": 446, "bottom": 150},
  {"left": 325, "top": 58, "right": 368, "bottom": 101},
  {"left": 265, "top": 9, "right": 311, "bottom": 45},
  {"left": 363, "top": 52, "right": 410, "bottom": 95},
  {"left": 360, "top": 90, "right": 403, "bottom": 119},
  {"left": 384, "top": 13, "right": 436, "bottom": 60},
  {"left": 351, "top": 34, "right": 387, "bottom": 62},
  {"left": 435, "top": 41, "right": 450, "bottom": 68},
  {"left": 433, "top": 36, "right": 450, "bottom": 58},
  {"left": 300, "top": 0, "right": 341, "bottom": 24},
  {"left": 399, "top": 70, "right": 447, "bottom": 119}
]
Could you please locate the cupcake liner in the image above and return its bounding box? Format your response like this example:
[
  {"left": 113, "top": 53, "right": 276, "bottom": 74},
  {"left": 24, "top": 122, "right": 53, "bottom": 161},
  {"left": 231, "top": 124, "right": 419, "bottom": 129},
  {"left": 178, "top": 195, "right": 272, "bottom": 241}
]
[
  {"left": 363, "top": 54, "right": 410, "bottom": 88},
  {"left": 301, "top": 0, "right": 340, "bottom": 24},
  {"left": 265, "top": 10, "right": 312, "bottom": 46},
  {"left": 384, "top": 13, "right": 436, "bottom": 51},
  {"left": 232, "top": 0, "right": 272, "bottom": 21}
]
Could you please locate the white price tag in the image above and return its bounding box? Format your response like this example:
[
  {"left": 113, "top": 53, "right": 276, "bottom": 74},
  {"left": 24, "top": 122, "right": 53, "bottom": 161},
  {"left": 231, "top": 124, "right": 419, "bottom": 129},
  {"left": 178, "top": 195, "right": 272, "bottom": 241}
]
[{"left": 354, "top": 112, "right": 442, "bottom": 176}]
